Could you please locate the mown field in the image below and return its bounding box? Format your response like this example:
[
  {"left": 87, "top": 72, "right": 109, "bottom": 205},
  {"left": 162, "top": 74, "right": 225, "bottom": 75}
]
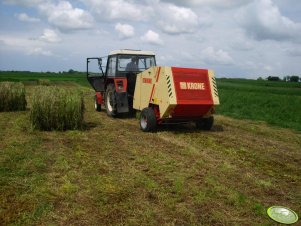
[{"left": 0, "top": 72, "right": 301, "bottom": 225}]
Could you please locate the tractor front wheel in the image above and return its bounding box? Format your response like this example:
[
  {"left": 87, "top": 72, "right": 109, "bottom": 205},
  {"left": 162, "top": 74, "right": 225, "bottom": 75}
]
[
  {"left": 140, "top": 108, "right": 157, "bottom": 132},
  {"left": 196, "top": 116, "right": 214, "bottom": 130},
  {"left": 105, "top": 84, "right": 117, "bottom": 117}
]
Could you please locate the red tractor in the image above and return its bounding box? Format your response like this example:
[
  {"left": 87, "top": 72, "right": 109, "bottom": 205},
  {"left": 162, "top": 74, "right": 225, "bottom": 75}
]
[{"left": 87, "top": 49, "right": 156, "bottom": 117}]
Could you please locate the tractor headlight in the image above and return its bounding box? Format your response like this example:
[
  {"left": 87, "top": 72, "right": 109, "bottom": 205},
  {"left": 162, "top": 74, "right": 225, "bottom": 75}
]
[{"left": 117, "top": 81, "right": 123, "bottom": 90}]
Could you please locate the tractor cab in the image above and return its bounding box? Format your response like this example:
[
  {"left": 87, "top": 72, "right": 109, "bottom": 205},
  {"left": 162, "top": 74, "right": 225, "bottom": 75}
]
[{"left": 87, "top": 50, "right": 156, "bottom": 116}]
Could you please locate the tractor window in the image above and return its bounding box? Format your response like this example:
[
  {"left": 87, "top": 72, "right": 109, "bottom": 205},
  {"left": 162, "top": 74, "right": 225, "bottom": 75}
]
[
  {"left": 118, "top": 56, "right": 132, "bottom": 71},
  {"left": 118, "top": 55, "right": 156, "bottom": 72},
  {"left": 107, "top": 56, "right": 117, "bottom": 77},
  {"left": 138, "top": 57, "right": 156, "bottom": 70}
]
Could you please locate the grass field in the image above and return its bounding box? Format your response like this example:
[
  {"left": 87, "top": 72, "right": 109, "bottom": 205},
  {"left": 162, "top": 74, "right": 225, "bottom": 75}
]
[
  {"left": 0, "top": 71, "right": 89, "bottom": 87},
  {"left": 1, "top": 81, "right": 301, "bottom": 225},
  {"left": 1, "top": 71, "right": 300, "bottom": 131},
  {"left": 216, "top": 78, "right": 301, "bottom": 131}
]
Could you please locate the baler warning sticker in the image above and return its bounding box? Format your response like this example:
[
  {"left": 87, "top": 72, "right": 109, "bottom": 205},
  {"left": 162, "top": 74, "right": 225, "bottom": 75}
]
[
  {"left": 143, "top": 78, "right": 152, "bottom": 84},
  {"left": 180, "top": 82, "right": 205, "bottom": 90}
]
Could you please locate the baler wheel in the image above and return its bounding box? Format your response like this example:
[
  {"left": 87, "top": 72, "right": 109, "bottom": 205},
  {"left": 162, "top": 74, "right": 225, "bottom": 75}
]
[
  {"left": 94, "top": 96, "right": 101, "bottom": 112},
  {"left": 140, "top": 108, "right": 157, "bottom": 132},
  {"left": 105, "top": 84, "right": 117, "bottom": 117},
  {"left": 196, "top": 116, "right": 214, "bottom": 130}
]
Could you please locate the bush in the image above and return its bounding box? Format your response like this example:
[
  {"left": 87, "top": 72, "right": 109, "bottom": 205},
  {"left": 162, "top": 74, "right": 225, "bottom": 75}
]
[
  {"left": 30, "top": 86, "right": 84, "bottom": 131},
  {"left": 0, "top": 82, "right": 27, "bottom": 111}
]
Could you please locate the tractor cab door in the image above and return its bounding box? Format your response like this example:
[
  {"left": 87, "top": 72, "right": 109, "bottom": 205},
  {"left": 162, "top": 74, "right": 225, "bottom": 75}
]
[{"left": 86, "top": 57, "right": 106, "bottom": 92}]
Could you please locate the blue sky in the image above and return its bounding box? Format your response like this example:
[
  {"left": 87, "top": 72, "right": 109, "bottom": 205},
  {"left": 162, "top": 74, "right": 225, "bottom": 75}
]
[{"left": 0, "top": 0, "right": 301, "bottom": 78}]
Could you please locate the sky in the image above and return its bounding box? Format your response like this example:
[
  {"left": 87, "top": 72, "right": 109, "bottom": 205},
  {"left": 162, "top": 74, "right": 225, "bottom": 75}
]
[{"left": 0, "top": 0, "right": 301, "bottom": 78}]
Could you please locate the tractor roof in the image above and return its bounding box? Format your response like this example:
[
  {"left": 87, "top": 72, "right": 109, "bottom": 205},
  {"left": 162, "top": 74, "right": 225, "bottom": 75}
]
[{"left": 109, "top": 49, "right": 155, "bottom": 56}]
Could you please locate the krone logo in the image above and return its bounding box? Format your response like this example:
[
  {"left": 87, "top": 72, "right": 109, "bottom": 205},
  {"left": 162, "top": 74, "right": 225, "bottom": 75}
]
[{"left": 180, "top": 82, "right": 205, "bottom": 90}]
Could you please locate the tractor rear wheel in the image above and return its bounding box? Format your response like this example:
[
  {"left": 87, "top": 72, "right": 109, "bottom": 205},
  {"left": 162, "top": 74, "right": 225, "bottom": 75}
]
[
  {"left": 140, "top": 108, "right": 157, "bottom": 132},
  {"left": 196, "top": 116, "right": 214, "bottom": 130},
  {"left": 105, "top": 84, "right": 117, "bottom": 117},
  {"left": 94, "top": 96, "right": 101, "bottom": 112}
]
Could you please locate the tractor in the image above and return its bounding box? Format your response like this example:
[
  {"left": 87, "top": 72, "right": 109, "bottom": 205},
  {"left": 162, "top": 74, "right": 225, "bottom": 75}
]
[{"left": 87, "top": 49, "right": 219, "bottom": 132}]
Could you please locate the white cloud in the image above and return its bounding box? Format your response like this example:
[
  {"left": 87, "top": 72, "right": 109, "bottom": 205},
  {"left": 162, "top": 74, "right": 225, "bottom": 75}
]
[
  {"left": 28, "top": 47, "right": 53, "bottom": 56},
  {"left": 38, "top": 1, "right": 93, "bottom": 32},
  {"left": 0, "top": 35, "right": 34, "bottom": 48},
  {"left": 141, "top": 30, "right": 163, "bottom": 45},
  {"left": 263, "top": 64, "right": 273, "bottom": 71},
  {"left": 115, "top": 23, "right": 135, "bottom": 39},
  {"left": 157, "top": 4, "right": 199, "bottom": 34},
  {"left": 201, "top": 47, "right": 234, "bottom": 65},
  {"left": 237, "top": 0, "right": 301, "bottom": 41},
  {"left": 161, "top": 0, "right": 249, "bottom": 8},
  {"left": 16, "top": 13, "right": 40, "bottom": 23},
  {"left": 39, "top": 29, "right": 61, "bottom": 43},
  {"left": 83, "top": 0, "right": 145, "bottom": 21}
]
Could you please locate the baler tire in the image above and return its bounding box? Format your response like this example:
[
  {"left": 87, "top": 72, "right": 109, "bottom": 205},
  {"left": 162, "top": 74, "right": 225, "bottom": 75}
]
[
  {"left": 140, "top": 108, "right": 157, "bottom": 132},
  {"left": 105, "top": 84, "right": 117, "bottom": 117},
  {"left": 94, "top": 96, "right": 102, "bottom": 112},
  {"left": 196, "top": 116, "right": 214, "bottom": 130}
]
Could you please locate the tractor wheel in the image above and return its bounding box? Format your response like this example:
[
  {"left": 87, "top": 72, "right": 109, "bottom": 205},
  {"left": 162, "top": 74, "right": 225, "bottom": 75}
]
[
  {"left": 140, "top": 108, "right": 157, "bottom": 132},
  {"left": 196, "top": 116, "right": 214, "bottom": 130},
  {"left": 105, "top": 84, "right": 117, "bottom": 117},
  {"left": 94, "top": 96, "right": 101, "bottom": 112}
]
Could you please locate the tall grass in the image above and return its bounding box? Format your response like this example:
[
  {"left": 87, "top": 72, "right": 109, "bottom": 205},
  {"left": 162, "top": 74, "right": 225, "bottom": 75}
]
[
  {"left": 38, "top": 79, "right": 51, "bottom": 86},
  {"left": 0, "top": 82, "right": 27, "bottom": 111},
  {"left": 30, "top": 86, "right": 84, "bottom": 131}
]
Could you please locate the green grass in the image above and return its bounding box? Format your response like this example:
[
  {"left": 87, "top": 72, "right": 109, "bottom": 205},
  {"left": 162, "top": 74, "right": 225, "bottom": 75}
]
[
  {"left": 0, "top": 71, "right": 89, "bottom": 87},
  {"left": 0, "top": 82, "right": 27, "bottom": 112},
  {"left": 0, "top": 83, "right": 300, "bottom": 225},
  {"left": 30, "top": 86, "right": 84, "bottom": 131},
  {"left": 216, "top": 78, "right": 301, "bottom": 131}
]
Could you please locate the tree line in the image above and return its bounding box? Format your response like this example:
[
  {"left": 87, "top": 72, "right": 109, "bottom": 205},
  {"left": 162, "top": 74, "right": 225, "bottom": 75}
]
[{"left": 258, "top": 75, "right": 301, "bottom": 82}]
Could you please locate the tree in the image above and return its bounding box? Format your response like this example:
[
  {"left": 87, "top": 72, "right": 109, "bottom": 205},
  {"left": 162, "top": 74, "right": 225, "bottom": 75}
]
[
  {"left": 68, "top": 69, "right": 75, "bottom": 74},
  {"left": 290, "top": 75, "right": 299, "bottom": 82},
  {"left": 267, "top": 76, "right": 280, "bottom": 81}
]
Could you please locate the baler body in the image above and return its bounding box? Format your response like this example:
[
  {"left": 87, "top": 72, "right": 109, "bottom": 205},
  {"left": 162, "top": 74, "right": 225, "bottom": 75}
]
[{"left": 133, "top": 66, "right": 219, "bottom": 123}]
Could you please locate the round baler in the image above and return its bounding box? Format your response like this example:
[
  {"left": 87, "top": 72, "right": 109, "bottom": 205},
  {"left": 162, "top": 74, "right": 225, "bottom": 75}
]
[{"left": 133, "top": 66, "right": 220, "bottom": 132}]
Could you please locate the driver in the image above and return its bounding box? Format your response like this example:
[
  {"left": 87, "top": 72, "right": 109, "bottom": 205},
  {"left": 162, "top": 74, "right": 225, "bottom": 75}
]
[{"left": 126, "top": 57, "right": 138, "bottom": 71}]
